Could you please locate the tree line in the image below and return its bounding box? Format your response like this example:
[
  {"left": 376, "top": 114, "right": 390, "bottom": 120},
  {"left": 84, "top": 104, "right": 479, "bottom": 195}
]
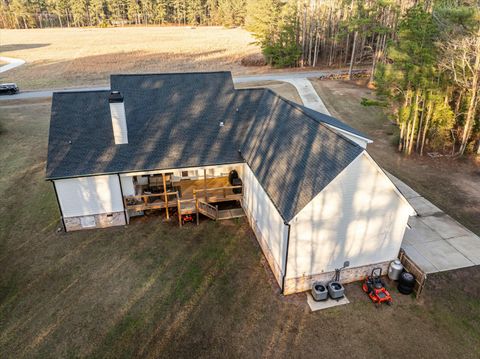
[
  {"left": 247, "top": 0, "right": 479, "bottom": 156},
  {"left": 0, "top": 0, "right": 246, "bottom": 28},
  {"left": 1, "top": 0, "right": 478, "bottom": 156}
]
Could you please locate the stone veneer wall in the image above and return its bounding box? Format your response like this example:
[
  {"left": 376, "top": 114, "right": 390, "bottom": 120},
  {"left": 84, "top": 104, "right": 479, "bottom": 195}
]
[
  {"left": 283, "top": 260, "right": 390, "bottom": 295},
  {"left": 64, "top": 212, "right": 126, "bottom": 232}
]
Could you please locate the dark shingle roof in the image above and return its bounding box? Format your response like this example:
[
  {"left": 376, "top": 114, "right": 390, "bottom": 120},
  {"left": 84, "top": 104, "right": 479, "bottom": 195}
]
[
  {"left": 46, "top": 72, "right": 263, "bottom": 179},
  {"left": 287, "top": 101, "right": 371, "bottom": 140},
  {"left": 241, "top": 90, "right": 363, "bottom": 221},
  {"left": 46, "top": 72, "right": 364, "bottom": 221}
]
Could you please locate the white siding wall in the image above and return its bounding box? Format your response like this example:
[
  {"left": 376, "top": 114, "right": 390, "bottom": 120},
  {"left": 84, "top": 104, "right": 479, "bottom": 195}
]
[
  {"left": 169, "top": 164, "right": 243, "bottom": 181},
  {"left": 55, "top": 175, "right": 124, "bottom": 217},
  {"left": 242, "top": 164, "right": 289, "bottom": 279},
  {"left": 119, "top": 164, "right": 243, "bottom": 185},
  {"left": 119, "top": 175, "right": 135, "bottom": 196},
  {"left": 286, "top": 152, "right": 411, "bottom": 279}
]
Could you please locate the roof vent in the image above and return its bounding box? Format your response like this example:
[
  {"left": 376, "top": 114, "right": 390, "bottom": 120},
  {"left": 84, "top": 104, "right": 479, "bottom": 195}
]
[{"left": 109, "top": 91, "right": 128, "bottom": 144}]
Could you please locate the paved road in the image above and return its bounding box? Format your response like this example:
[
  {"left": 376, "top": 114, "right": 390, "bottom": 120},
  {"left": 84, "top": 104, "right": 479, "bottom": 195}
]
[
  {"left": 0, "top": 86, "right": 110, "bottom": 101},
  {"left": 0, "top": 56, "right": 25, "bottom": 74},
  {"left": 0, "top": 69, "right": 364, "bottom": 101}
]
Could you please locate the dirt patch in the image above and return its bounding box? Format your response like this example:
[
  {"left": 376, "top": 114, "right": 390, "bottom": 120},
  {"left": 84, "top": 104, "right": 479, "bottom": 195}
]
[{"left": 310, "top": 79, "right": 480, "bottom": 236}]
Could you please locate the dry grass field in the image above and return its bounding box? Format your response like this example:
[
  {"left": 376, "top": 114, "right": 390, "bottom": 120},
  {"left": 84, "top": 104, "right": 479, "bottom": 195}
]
[
  {"left": 0, "top": 98, "right": 480, "bottom": 358},
  {"left": 0, "top": 27, "right": 263, "bottom": 90}
]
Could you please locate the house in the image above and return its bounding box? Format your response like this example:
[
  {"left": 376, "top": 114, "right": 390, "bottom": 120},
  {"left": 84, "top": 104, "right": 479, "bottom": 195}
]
[{"left": 46, "top": 72, "right": 416, "bottom": 294}]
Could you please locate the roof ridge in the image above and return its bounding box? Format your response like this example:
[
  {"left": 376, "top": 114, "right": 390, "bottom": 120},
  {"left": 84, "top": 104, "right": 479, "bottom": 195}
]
[
  {"left": 110, "top": 71, "right": 231, "bottom": 77},
  {"left": 291, "top": 102, "right": 371, "bottom": 141},
  {"left": 52, "top": 90, "right": 110, "bottom": 95}
]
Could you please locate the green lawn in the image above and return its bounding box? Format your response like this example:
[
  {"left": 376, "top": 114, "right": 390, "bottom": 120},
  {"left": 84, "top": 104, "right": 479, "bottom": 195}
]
[{"left": 0, "top": 100, "right": 479, "bottom": 358}]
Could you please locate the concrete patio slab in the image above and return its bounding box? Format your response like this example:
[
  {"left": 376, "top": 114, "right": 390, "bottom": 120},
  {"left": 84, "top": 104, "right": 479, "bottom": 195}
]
[
  {"left": 401, "top": 243, "right": 439, "bottom": 273},
  {"left": 408, "top": 197, "right": 442, "bottom": 216},
  {"left": 447, "top": 235, "right": 480, "bottom": 265},
  {"left": 391, "top": 174, "right": 480, "bottom": 274},
  {"left": 405, "top": 217, "right": 444, "bottom": 245},
  {"left": 420, "top": 214, "right": 471, "bottom": 240},
  {"left": 413, "top": 240, "right": 474, "bottom": 272},
  {"left": 307, "top": 292, "right": 349, "bottom": 312},
  {"left": 385, "top": 173, "right": 421, "bottom": 199}
]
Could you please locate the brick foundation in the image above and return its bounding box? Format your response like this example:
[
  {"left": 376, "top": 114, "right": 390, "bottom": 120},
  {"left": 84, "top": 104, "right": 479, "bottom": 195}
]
[
  {"left": 283, "top": 261, "right": 390, "bottom": 295},
  {"left": 64, "top": 212, "right": 126, "bottom": 232}
]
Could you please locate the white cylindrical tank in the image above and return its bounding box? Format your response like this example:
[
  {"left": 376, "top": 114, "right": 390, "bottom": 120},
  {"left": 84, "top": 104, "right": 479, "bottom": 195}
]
[{"left": 388, "top": 259, "right": 404, "bottom": 281}]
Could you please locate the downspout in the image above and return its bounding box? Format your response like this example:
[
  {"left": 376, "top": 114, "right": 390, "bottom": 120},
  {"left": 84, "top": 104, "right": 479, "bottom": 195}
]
[
  {"left": 281, "top": 222, "right": 291, "bottom": 295},
  {"left": 51, "top": 180, "right": 66, "bottom": 232},
  {"left": 117, "top": 173, "right": 128, "bottom": 225}
]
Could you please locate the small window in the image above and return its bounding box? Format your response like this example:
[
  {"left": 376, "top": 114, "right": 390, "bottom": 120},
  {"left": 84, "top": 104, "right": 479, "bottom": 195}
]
[
  {"left": 80, "top": 216, "right": 96, "bottom": 228},
  {"left": 181, "top": 171, "right": 189, "bottom": 177},
  {"left": 191, "top": 170, "right": 199, "bottom": 178}
]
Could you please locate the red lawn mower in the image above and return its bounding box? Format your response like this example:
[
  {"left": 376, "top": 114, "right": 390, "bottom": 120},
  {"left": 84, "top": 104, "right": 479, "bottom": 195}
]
[
  {"left": 362, "top": 268, "right": 393, "bottom": 306},
  {"left": 182, "top": 214, "right": 195, "bottom": 225}
]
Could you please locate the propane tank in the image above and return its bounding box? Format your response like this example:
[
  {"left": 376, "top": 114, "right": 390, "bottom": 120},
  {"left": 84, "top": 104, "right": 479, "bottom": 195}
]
[{"left": 388, "top": 259, "right": 404, "bottom": 281}]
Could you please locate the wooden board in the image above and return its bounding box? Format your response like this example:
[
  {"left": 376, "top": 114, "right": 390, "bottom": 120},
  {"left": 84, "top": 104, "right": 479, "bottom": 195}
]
[{"left": 217, "top": 208, "right": 245, "bottom": 220}]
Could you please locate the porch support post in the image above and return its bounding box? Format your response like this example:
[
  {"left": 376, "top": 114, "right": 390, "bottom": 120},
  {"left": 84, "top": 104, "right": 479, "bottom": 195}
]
[
  {"left": 195, "top": 196, "right": 199, "bottom": 225},
  {"left": 163, "top": 173, "right": 169, "bottom": 220},
  {"left": 177, "top": 194, "right": 182, "bottom": 227},
  {"left": 203, "top": 169, "right": 208, "bottom": 202}
]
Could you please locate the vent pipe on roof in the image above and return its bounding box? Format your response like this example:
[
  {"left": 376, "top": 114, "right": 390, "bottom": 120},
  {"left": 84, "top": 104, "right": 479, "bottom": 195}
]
[{"left": 109, "top": 91, "right": 128, "bottom": 144}]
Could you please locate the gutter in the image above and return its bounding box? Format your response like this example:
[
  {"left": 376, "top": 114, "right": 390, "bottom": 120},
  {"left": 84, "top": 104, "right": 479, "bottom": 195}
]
[
  {"left": 50, "top": 180, "right": 66, "bottom": 232},
  {"left": 117, "top": 173, "right": 128, "bottom": 225},
  {"left": 281, "top": 222, "right": 291, "bottom": 295}
]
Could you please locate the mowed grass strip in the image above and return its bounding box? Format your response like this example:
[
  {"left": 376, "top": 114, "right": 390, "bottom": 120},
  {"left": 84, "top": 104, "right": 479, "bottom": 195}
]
[
  {"left": 0, "top": 101, "right": 479, "bottom": 358},
  {"left": 0, "top": 27, "right": 262, "bottom": 90}
]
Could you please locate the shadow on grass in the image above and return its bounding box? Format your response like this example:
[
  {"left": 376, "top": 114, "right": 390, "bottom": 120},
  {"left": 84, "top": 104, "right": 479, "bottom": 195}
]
[
  {"left": 1, "top": 49, "right": 258, "bottom": 90},
  {"left": 1, "top": 43, "right": 50, "bottom": 53}
]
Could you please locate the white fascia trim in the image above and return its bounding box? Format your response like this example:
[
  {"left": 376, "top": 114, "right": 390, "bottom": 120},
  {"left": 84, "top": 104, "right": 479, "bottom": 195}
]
[{"left": 325, "top": 124, "right": 373, "bottom": 144}]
